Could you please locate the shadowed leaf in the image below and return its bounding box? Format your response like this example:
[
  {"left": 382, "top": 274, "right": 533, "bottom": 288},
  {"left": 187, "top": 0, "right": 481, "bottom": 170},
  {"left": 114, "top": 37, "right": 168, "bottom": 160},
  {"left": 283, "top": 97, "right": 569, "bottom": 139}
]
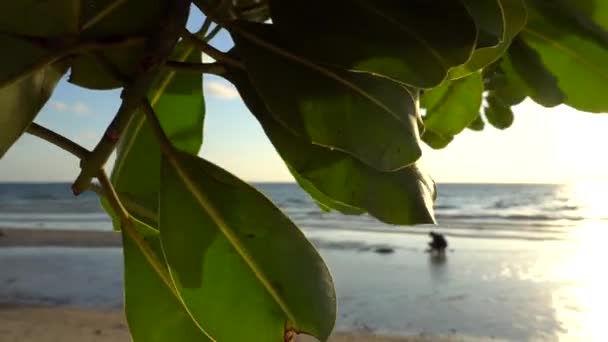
[
  {"left": 449, "top": 0, "right": 527, "bottom": 78},
  {"left": 508, "top": 37, "right": 565, "bottom": 107},
  {"left": 232, "top": 22, "right": 422, "bottom": 171},
  {"left": 227, "top": 68, "right": 436, "bottom": 224},
  {"left": 484, "top": 93, "right": 514, "bottom": 129},
  {"left": 122, "top": 220, "right": 212, "bottom": 341},
  {"left": 268, "top": 0, "right": 476, "bottom": 88},
  {"left": 0, "top": 62, "right": 67, "bottom": 157}
]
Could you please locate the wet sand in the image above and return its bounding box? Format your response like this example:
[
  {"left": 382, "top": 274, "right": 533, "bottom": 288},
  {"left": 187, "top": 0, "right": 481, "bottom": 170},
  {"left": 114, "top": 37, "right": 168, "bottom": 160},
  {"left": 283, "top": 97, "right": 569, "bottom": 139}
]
[
  {"left": 0, "top": 228, "right": 121, "bottom": 247},
  {"left": 0, "top": 305, "right": 466, "bottom": 342}
]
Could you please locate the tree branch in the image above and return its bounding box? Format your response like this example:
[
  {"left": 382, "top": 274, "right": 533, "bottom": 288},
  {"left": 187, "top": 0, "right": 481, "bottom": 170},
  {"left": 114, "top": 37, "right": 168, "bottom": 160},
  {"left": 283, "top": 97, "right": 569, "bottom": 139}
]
[
  {"left": 181, "top": 29, "right": 244, "bottom": 69},
  {"left": 72, "top": 0, "right": 190, "bottom": 195},
  {"left": 165, "top": 61, "right": 226, "bottom": 75},
  {"left": 26, "top": 123, "right": 90, "bottom": 159},
  {"left": 204, "top": 25, "right": 222, "bottom": 42}
]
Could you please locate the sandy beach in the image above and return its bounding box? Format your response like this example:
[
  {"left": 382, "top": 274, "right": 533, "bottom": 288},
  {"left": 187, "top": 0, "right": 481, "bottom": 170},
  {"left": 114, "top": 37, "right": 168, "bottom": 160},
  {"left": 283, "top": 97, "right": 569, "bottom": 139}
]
[
  {"left": 0, "top": 228, "right": 471, "bottom": 342},
  {"left": 1, "top": 224, "right": 607, "bottom": 341}
]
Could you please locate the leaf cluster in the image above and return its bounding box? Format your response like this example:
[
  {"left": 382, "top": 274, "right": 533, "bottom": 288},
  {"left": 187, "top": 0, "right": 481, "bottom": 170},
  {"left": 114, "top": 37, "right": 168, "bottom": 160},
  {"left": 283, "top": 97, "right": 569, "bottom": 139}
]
[{"left": 1, "top": 0, "right": 607, "bottom": 340}]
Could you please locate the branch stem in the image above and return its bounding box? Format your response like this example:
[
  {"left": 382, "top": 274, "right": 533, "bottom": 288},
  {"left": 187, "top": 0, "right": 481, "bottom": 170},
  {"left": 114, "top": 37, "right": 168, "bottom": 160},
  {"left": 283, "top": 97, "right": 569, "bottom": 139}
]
[
  {"left": 181, "top": 30, "right": 243, "bottom": 69},
  {"left": 165, "top": 61, "right": 226, "bottom": 75},
  {"left": 26, "top": 123, "right": 90, "bottom": 159},
  {"left": 96, "top": 171, "right": 178, "bottom": 298}
]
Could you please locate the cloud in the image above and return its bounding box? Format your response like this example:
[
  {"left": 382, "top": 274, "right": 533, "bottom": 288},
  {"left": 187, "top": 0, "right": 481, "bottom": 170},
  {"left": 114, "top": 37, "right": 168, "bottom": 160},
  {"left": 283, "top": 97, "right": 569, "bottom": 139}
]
[
  {"left": 49, "top": 100, "right": 92, "bottom": 116},
  {"left": 49, "top": 101, "right": 68, "bottom": 112},
  {"left": 204, "top": 81, "right": 240, "bottom": 100}
]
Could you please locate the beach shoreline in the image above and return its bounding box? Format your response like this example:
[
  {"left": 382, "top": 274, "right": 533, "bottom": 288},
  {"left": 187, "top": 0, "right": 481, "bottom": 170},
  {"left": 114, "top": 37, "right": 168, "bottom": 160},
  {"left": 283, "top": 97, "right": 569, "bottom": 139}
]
[
  {"left": 0, "top": 224, "right": 601, "bottom": 341},
  {"left": 0, "top": 227, "right": 121, "bottom": 247}
]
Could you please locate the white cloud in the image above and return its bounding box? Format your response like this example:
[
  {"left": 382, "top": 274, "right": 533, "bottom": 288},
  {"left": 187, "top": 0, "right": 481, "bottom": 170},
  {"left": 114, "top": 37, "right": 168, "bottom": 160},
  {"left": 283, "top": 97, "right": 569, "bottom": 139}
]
[
  {"left": 204, "top": 81, "right": 240, "bottom": 100},
  {"left": 50, "top": 101, "right": 68, "bottom": 112},
  {"left": 49, "top": 100, "right": 92, "bottom": 116},
  {"left": 72, "top": 102, "right": 91, "bottom": 115}
]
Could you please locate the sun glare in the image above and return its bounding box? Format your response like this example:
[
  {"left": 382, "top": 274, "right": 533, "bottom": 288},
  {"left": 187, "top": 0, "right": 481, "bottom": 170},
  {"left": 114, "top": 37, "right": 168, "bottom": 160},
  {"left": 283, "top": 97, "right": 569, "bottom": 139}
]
[{"left": 551, "top": 182, "right": 608, "bottom": 341}]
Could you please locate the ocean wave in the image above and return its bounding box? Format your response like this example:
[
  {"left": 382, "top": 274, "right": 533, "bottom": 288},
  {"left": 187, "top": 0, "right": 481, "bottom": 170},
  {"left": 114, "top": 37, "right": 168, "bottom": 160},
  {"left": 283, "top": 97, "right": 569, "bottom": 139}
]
[{"left": 436, "top": 213, "right": 585, "bottom": 222}]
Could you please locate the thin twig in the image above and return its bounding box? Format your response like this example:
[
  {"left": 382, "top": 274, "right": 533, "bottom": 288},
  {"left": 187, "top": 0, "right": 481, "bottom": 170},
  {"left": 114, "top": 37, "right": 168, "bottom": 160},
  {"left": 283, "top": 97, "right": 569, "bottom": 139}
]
[
  {"left": 26, "top": 123, "right": 90, "bottom": 159},
  {"left": 196, "top": 16, "right": 213, "bottom": 36},
  {"left": 97, "top": 171, "right": 129, "bottom": 221},
  {"left": 181, "top": 29, "right": 244, "bottom": 69},
  {"left": 204, "top": 25, "right": 222, "bottom": 42},
  {"left": 165, "top": 61, "right": 226, "bottom": 75},
  {"left": 88, "top": 183, "right": 158, "bottom": 224},
  {"left": 97, "top": 171, "right": 178, "bottom": 297},
  {"left": 81, "top": 0, "right": 129, "bottom": 31}
]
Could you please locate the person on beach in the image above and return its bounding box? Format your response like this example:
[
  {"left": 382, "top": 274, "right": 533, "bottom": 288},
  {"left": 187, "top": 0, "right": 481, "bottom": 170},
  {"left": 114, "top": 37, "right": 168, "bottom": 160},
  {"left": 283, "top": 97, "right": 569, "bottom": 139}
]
[{"left": 428, "top": 231, "right": 448, "bottom": 254}]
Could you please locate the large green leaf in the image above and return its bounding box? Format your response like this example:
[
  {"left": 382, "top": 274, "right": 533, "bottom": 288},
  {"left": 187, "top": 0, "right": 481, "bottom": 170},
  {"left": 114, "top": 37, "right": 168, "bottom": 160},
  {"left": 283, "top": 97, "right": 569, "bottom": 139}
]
[
  {"left": 508, "top": 37, "right": 565, "bottom": 107},
  {"left": 0, "top": 63, "right": 67, "bottom": 157},
  {"left": 268, "top": 0, "right": 477, "bottom": 88},
  {"left": 232, "top": 23, "right": 422, "bottom": 172},
  {"left": 0, "top": 1, "right": 78, "bottom": 35},
  {"left": 521, "top": 6, "right": 608, "bottom": 112},
  {"left": 449, "top": 0, "right": 527, "bottom": 78},
  {"left": 227, "top": 69, "right": 436, "bottom": 224},
  {"left": 109, "top": 42, "right": 204, "bottom": 226},
  {"left": 422, "top": 72, "right": 483, "bottom": 138},
  {"left": 460, "top": 0, "right": 506, "bottom": 48},
  {"left": 159, "top": 152, "right": 336, "bottom": 341},
  {"left": 122, "top": 219, "right": 212, "bottom": 341}
]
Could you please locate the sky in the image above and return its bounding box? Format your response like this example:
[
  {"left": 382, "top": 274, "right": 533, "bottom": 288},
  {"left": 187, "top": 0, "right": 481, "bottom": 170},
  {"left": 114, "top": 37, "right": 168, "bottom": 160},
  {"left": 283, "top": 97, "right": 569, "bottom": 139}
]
[{"left": 2, "top": 9, "right": 608, "bottom": 184}]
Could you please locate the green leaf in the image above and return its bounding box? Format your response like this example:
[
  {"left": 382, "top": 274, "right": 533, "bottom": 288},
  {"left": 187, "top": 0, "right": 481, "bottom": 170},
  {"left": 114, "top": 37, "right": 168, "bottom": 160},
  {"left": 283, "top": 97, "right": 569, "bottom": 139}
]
[
  {"left": 268, "top": 0, "right": 477, "bottom": 88},
  {"left": 521, "top": 6, "right": 608, "bottom": 112},
  {"left": 422, "top": 72, "right": 483, "bottom": 137},
  {"left": 109, "top": 42, "right": 204, "bottom": 227},
  {"left": 421, "top": 130, "right": 453, "bottom": 149},
  {"left": 449, "top": 0, "right": 527, "bottom": 78},
  {"left": 232, "top": 23, "right": 422, "bottom": 171},
  {"left": 484, "top": 93, "right": 514, "bottom": 129},
  {"left": 467, "top": 114, "right": 486, "bottom": 131},
  {"left": 460, "top": 0, "right": 506, "bottom": 48},
  {"left": 0, "top": 63, "right": 67, "bottom": 157},
  {"left": 122, "top": 220, "right": 212, "bottom": 341},
  {"left": 227, "top": 68, "right": 435, "bottom": 225},
  {"left": 508, "top": 37, "right": 565, "bottom": 107},
  {"left": 159, "top": 152, "right": 336, "bottom": 341}
]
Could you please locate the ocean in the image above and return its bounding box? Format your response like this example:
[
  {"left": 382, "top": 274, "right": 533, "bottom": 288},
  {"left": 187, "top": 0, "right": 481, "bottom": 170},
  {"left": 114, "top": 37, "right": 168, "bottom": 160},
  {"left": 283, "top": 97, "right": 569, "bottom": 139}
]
[
  {"left": 0, "top": 182, "right": 605, "bottom": 239},
  {"left": 2, "top": 182, "right": 608, "bottom": 340}
]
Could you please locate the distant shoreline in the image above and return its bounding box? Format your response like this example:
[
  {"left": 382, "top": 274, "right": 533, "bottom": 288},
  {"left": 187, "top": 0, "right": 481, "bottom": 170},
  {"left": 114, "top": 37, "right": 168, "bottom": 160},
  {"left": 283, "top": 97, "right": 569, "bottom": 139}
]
[{"left": 0, "top": 228, "right": 121, "bottom": 247}]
